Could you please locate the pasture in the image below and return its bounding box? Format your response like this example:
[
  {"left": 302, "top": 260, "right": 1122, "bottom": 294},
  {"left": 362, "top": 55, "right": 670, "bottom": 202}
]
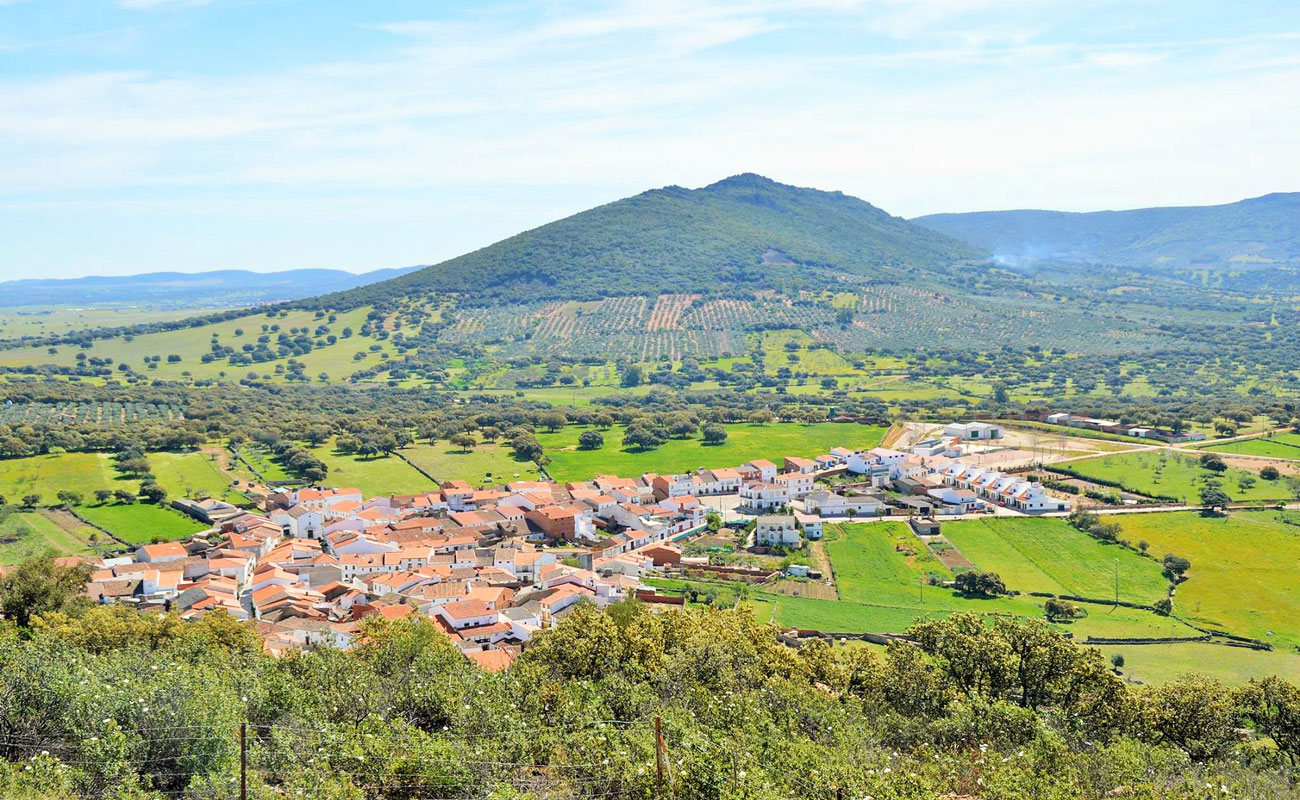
[
  {"left": 308, "top": 440, "right": 439, "bottom": 497},
  {"left": 1199, "top": 433, "right": 1300, "bottom": 460},
  {"left": 402, "top": 442, "right": 541, "bottom": 485},
  {"left": 942, "top": 517, "right": 1169, "bottom": 604},
  {"left": 1056, "top": 450, "right": 1294, "bottom": 502},
  {"left": 149, "top": 450, "right": 241, "bottom": 502},
  {"left": 1111, "top": 511, "right": 1300, "bottom": 647},
  {"left": 1091, "top": 642, "right": 1300, "bottom": 685},
  {"left": 0, "top": 452, "right": 127, "bottom": 501},
  {"left": 75, "top": 502, "right": 208, "bottom": 545},
  {"left": 536, "top": 422, "right": 886, "bottom": 483},
  {"left": 824, "top": 522, "right": 951, "bottom": 605}
]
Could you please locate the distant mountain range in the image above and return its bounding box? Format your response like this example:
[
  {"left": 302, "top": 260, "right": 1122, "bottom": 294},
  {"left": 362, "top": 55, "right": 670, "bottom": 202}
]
[
  {"left": 313, "top": 173, "right": 984, "bottom": 308},
  {"left": 0, "top": 267, "right": 422, "bottom": 309},
  {"left": 913, "top": 192, "right": 1300, "bottom": 270}
]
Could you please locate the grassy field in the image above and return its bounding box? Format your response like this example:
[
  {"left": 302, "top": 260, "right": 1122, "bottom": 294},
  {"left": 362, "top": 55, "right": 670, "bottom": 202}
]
[
  {"left": 402, "top": 442, "right": 541, "bottom": 484},
  {"left": 308, "top": 440, "right": 439, "bottom": 497},
  {"left": 1198, "top": 433, "right": 1300, "bottom": 460},
  {"left": 0, "top": 452, "right": 128, "bottom": 501},
  {"left": 796, "top": 520, "right": 1197, "bottom": 641},
  {"left": 824, "top": 522, "right": 951, "bottom": 605},
  {"left": 75, "top": 502, "right": 208, "bottom": 545},
  {"left": 1111, "top": 511, "right": 1300, "bottom": 648},
  {"left": 1091, "top": 642, "right": 1300, "bottom": 685},
  {"left": 1057, "top": 450, "right": 1295, "bottom": 502},
  {"left": 942, "top": 517, "right": 1169, "bottom": 604},
  {"left": 536, "top": 422, "right": 886, "bottom": 482},
  {"left": 149, "top": 450, "right": 242, "bottom": 502},
  {"left": 232, "top": 444, "right": 294, "bottom": 483},
  {"left": 749, "top": 590, "right": 1197, "bottom": 641},
  {"left": 0, "top": 510, "right": 98, "bottom": 564}
]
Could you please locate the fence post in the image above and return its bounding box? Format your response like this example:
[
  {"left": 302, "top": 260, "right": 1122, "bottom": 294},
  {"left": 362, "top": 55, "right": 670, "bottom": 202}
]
[
  {"left": 239, "top": 722, "right": 247, "bottom": 800},
  {"left": 654, "top": 716, "right": 666, "bottom": 797}
]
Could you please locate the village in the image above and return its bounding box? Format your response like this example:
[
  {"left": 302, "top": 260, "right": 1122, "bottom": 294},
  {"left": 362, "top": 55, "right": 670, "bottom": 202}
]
[{"left": 83, "top": 420, "right": 1071, "bottom": 670}]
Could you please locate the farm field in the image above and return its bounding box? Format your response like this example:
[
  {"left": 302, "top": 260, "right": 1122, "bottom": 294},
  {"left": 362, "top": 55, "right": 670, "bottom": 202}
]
[
  {"left": 308, "top": 440, "right": 439, "bottom": 497},
  {"left": 75, "top": 502, "right": 208, "bottom": 545},
  {"left": 0, "top": 452, "right": 127, "bottom": 501},
  {"left": 748, "top": 589, "right": 1197, "bottom": 641},
  {"left": 785, "top": 521, "right": 1198, "bottom": 640},
  {"left": 942, "top": 517, "right": 1169, "bottom": 604},
  {"left": 1055, "top": 450, "right": 1295, "bottom": 502},
  {"left": 1198, "top": 433, "right": 1300, "bottom": 460},
  {"left": 148, "top": 450, "right": 242, "bottom": 502},
  {"left": 824, "top": 522, "right": 951, "bottom": 605},
  {"left": 1091, "top": 642, "right": 1300, "bottom": 685},
  {"left": 1111, "top": 511, "right": 1300, "bottom": 648},
  {"left": 536, "top": 422, "right": 886, "bottom": 483},
  {"left": 402, "top": 442, "right": 541, "bottom": 485},
  {"left": 0, "top": 510, "right": 98, "bottom": 564}
]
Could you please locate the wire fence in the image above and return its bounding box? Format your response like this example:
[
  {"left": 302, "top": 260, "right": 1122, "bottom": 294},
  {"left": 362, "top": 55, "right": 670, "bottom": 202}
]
[{"left": 0, "top": 717, "right": 699, "bottom": 800}]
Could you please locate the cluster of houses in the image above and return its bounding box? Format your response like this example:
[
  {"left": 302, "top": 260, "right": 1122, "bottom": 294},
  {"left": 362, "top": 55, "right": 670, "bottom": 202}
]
[
  {"left": 72, "top": 427, "right": 1070, "bottom": 668},
  {"left": 1040, "top": 413, "right": 1206, "bottom": 443}
]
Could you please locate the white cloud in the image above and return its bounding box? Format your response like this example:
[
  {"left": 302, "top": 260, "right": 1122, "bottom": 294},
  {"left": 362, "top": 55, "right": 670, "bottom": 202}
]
[{"left": 1, "top": 0, "right": 1299, "bottom": 276}]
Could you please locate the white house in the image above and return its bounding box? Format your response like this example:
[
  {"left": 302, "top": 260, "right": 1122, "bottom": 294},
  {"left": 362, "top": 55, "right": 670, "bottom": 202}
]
[
  {"left": 803, "top": 490, "right": 885, "bottom": 517},
  {"left": 755, "top": 516, "right": 801, "bottom": 548},
  {"left": 943, "top": 422, "right": 1003, "bottom": 441},
  {"left": 774, "top": 472, "right": 815, "bottom": 499},
  {"left": 740, "top": 482, "right": 789, "bottom": 512},
  {"left": 794, "top": 513, "right": 823, "bottom": 540}
]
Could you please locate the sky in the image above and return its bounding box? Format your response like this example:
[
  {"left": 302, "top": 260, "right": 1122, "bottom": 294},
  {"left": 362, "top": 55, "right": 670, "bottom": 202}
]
[{"left": 1, "top": 0, "right": 1298, "bottom": 280}]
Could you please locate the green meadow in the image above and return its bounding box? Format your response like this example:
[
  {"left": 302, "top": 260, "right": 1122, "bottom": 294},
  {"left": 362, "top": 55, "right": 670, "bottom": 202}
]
[
  {"left": 308, "top": 439, "right": 439, "bottom": 497},
  {"left": 536, "top": 422, "right": 886, "bottom": 482},
  {"left": 401, "top": 442, "right": 541, "bottom": 485},
  {"left": 1111, "top": 511, "right": 1300, "bottom": 647},
  {"left": 0, "top": 452, "right": 127, "bottom": 501},
  {"left": 942, "top": 517, "right": 1169, "bottom": 604},
  {"left": 75, "top": 502, "right": 208, "bottom": 545},
  {"left": 1057, "top": 450, "right": 1295, "bottom": 502}
]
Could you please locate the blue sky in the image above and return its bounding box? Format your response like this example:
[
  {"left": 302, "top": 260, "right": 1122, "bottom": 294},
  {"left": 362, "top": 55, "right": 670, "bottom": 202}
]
[{"left": 1, "top": 0, "right": 1298, "bottom": 279}]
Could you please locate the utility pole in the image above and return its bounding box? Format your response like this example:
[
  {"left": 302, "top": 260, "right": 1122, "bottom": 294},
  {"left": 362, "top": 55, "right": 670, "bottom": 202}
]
[
  {"left": 1114, "top": 559, "right": 1119, "bottom": 606},
  {"left": 655, "top": 718, "right": 665, "bottom": 796},
  {"left": 239, "top": 722, "right": 247, "bottom": 800}
]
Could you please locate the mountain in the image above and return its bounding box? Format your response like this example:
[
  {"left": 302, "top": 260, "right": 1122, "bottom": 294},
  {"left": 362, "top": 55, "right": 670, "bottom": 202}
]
[
  {"left": 0, "top": 266, "right": 422, "bottom": 309},
  {"left": 912, "top": 192, "right": 1300, "bottom": 270},
  {"left": 315, "top": 174, "right": 984, "bottom": 307}
]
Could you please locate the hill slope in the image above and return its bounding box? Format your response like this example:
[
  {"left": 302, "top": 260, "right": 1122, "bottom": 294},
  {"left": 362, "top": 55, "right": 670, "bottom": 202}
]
[
  {"left": 912, "top": 192, "right": 1300, "bottom": 269},
  {"left": 315, "top": 174, "right": 984, "bottom": 307},
  {"left": 0, "top": 266, "right": 421, "bottom": 309}
]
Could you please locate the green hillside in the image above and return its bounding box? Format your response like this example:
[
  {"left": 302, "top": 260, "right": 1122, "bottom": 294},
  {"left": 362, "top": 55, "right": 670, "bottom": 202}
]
[
  {"left": 310, "top": 173, "right": 986, "bottom": 307},
  {"left": 913, "top": 192, "right": 1300, "bottom": 269}
]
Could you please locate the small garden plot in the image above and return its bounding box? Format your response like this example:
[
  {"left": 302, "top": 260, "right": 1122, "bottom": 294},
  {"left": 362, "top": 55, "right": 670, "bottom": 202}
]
[
  {"left": 1054, "top": 450, "right": 1296, "bottom": 502},
  {"left": 942, "top": 517, "right": 1168, "bottom": 604},
  {"left": 824, "top": 522, "right": 952, "bottom": 606},
  {"left": 0, "top": 510, "right": 97, "bottom": 564}
]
